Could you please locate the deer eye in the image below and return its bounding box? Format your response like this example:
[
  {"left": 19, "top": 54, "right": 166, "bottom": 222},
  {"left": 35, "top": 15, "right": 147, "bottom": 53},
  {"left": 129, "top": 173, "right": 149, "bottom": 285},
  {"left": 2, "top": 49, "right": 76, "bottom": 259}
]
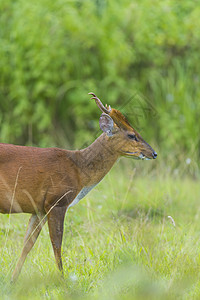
[{"left": 127, "top": 134, "right": 138, "bottom": 141}]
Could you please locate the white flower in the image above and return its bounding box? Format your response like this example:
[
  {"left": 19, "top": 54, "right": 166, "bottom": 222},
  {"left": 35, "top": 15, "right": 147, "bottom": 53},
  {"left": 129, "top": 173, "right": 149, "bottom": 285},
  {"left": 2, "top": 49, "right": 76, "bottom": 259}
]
[
  {"left": 70, "top": 273, "right": 78, "bottom": 283},
  {"left": 186, "top": 158, "right": 191, "bottom": 165}
]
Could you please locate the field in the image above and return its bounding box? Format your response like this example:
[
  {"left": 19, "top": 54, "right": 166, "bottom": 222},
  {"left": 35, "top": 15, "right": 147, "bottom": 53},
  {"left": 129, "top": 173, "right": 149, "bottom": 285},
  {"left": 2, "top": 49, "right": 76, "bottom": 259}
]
[
  {"left": 0, "top": 1, "right": 199, "bottom": 299},
  {"left": 0, "top": 159, "right": 199, "bottom": 300}
]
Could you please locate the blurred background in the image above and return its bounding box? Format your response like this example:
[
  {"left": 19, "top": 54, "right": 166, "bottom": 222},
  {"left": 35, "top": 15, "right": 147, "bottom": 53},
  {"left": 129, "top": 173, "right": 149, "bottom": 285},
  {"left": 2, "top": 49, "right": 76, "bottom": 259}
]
[
  {"left": 0, "top": 0, "right": 199, "bottom": 176},
  {"left": 1, "top": 1, "right": 200, "bottom": 299}
]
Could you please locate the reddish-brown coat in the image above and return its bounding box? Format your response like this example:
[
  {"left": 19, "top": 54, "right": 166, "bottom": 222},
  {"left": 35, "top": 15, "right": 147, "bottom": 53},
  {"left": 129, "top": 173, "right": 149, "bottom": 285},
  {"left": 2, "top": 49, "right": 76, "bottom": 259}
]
[{"left": 0, "top": 93, "right": 156, "bottom": 281}]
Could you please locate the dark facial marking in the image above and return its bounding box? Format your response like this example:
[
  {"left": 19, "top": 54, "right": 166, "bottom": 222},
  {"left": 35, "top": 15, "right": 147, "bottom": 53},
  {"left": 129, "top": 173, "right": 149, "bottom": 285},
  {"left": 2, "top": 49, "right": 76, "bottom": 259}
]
[{"left": 127, "top": 134, "right": 138, "bottom": 142}]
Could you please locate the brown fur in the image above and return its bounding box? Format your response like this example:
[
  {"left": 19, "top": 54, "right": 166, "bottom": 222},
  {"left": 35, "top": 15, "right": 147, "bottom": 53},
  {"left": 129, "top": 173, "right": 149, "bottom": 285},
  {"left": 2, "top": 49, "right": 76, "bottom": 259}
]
[
  {"left": 0, "top": 95, "right": 156, "bottom": 281},
  {"left": 109, "top": 108, "right": 133, "bottom": 131}
]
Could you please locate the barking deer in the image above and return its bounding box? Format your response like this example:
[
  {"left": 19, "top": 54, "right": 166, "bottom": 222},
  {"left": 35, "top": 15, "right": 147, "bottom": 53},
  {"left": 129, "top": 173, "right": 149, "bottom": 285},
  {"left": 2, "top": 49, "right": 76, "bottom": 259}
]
[{"left": 0, "top": 93, "right": 157, "bottom": 281}]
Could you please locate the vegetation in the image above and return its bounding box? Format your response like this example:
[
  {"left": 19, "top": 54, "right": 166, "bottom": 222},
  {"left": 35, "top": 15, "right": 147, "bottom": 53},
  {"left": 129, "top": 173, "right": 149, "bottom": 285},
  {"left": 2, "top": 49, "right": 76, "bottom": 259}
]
[
  {"left": 0, "top": 163, "right": 200, "bottom": 300},
  {"left": 0, "top": 0, "right": 199, "bottom": 299},
  {"left": 0, "top": 0, "right": 199, "bottom": 162}
]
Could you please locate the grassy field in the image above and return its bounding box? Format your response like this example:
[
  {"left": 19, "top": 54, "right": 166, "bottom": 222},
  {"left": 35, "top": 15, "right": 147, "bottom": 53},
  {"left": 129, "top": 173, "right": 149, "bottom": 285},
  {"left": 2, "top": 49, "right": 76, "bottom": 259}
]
[{"left": 0, "top": 159, "right": 199, "bottom": 300}]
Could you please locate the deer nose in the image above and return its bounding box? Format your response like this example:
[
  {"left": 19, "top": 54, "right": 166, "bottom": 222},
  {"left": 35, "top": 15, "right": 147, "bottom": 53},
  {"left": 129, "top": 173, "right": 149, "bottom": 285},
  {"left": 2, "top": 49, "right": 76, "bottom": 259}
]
[{"left": 152, "top": 151, "right": 157, "bottom": 159}]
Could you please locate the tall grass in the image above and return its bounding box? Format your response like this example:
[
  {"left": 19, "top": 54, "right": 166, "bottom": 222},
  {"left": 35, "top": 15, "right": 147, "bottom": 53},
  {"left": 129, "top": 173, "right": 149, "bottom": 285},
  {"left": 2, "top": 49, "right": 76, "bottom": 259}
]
[{"left": 0, "top": 161, "right": 199, "bottom": 299}]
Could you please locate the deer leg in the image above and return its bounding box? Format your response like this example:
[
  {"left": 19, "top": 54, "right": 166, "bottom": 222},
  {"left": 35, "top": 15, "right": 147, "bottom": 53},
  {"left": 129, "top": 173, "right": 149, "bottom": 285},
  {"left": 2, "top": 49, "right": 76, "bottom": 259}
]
[
  {"left": 11, "top": 213, "right": 46, "bottom": 282},
  {"left": 46, "top": 206, "right": 66, "bottom": 273}
]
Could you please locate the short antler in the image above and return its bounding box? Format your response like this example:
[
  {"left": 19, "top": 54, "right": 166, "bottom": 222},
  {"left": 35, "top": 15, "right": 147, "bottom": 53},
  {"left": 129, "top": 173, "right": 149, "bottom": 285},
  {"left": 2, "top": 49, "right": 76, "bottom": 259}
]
[
  {"left": 2, "top": 91, "right": 156, "bottom": 281},
  {"left": 88, "top": 92, "right": 111, "bottom": 114}
]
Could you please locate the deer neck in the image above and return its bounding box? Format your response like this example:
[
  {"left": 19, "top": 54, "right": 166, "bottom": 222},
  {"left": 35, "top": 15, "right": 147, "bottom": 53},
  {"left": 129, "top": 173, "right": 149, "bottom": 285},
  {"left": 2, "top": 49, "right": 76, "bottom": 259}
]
[{"left": 69, "top": 133, "right": 119, "bottom": 188}]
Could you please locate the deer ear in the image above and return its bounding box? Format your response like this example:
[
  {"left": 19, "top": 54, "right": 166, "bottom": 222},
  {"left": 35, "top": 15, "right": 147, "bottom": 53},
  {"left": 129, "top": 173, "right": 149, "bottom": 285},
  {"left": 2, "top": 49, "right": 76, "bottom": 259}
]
[{"left": 99, "top": 113, "right": 114, "bottom": 136}]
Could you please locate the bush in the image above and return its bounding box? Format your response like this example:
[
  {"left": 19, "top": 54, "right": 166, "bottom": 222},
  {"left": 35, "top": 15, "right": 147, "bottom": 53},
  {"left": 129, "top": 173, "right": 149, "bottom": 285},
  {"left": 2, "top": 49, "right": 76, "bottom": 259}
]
[{"left": 0, "top": 0, "right": 199, "bottom": 161}]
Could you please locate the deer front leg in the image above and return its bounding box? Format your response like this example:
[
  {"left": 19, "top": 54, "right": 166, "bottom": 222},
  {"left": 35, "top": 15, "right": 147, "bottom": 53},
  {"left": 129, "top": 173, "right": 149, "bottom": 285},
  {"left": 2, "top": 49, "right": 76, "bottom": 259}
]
[
  {"left": 46, "top": 206, "right": 66, "bottom": 273},
  {"left": 11, "top": 213, "right": 46, "bottom": 282}
]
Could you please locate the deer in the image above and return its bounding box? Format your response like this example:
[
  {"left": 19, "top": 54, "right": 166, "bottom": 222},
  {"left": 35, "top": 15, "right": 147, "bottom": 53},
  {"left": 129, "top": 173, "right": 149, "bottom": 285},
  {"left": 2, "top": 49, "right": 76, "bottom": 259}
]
[{"left": 0, "top": 92, "right": 157, "bottom": 281}]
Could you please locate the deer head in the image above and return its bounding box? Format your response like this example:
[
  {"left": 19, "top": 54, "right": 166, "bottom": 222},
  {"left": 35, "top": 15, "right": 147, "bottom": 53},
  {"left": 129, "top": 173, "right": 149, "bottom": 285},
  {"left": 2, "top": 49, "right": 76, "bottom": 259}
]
[{"left": 89, "top": 92, "right": 157, "bottom": 160}]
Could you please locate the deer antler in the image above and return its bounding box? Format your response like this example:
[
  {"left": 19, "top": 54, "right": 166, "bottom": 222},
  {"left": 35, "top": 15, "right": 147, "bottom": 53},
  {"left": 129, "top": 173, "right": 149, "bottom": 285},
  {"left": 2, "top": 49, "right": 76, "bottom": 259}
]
[{"left": 89, "top": 92, "right": 111, "bottom": 114}]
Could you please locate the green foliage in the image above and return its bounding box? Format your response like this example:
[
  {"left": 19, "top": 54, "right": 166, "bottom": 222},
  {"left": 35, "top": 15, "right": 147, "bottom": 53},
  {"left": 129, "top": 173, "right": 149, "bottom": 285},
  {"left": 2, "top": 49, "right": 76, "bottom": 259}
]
[{"left": 0, "top": 0, "right": 199, "bottom": 160}]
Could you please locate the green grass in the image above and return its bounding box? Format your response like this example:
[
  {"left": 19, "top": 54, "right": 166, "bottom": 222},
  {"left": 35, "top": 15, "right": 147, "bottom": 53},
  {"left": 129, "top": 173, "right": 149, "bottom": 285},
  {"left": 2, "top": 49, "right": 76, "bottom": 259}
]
[{"left": 0, "top": 161, "right": 200, "bottom": 299}]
